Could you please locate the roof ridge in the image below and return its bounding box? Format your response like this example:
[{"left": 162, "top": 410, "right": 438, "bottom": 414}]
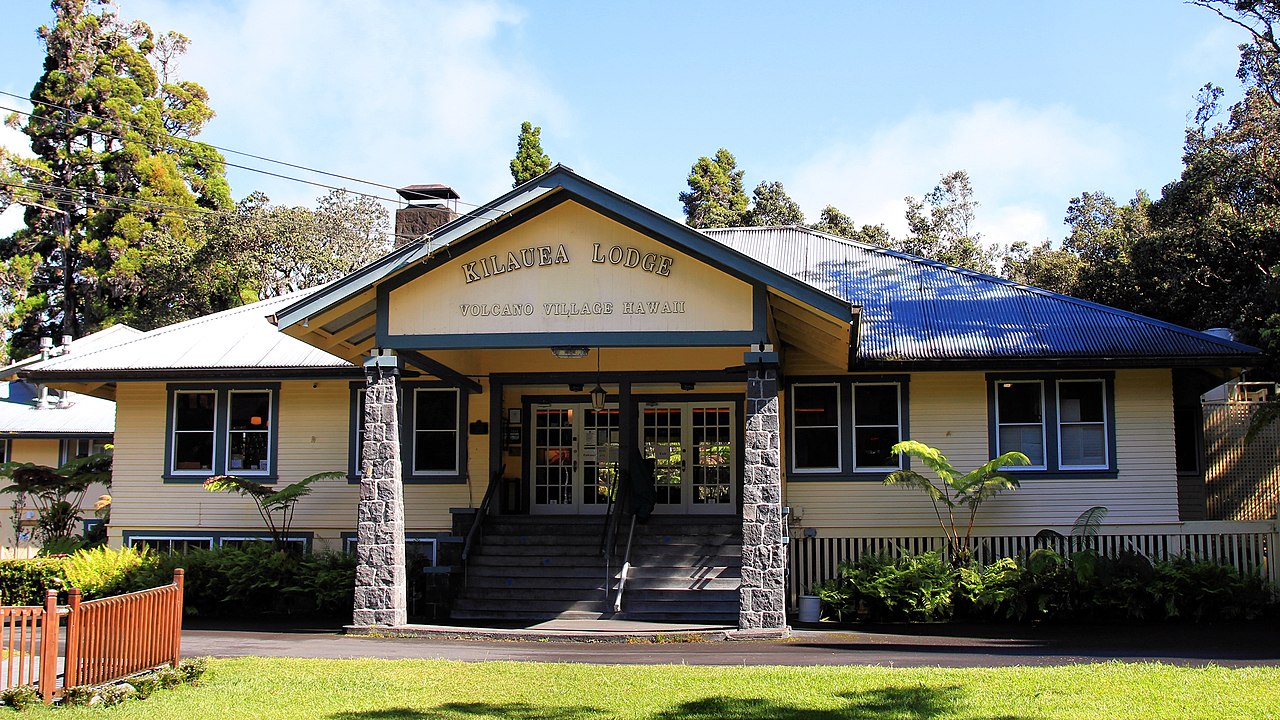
[{"left": 705, "top": 226, "right": 1258, "bottom": 354}]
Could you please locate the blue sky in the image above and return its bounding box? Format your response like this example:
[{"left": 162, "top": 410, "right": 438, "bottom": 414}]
[{"left": 0, "top": 1, "right": 1251, "bottom": 248}]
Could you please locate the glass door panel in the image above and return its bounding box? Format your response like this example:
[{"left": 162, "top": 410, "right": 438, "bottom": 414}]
[
  {"left": 532, "top": 407, "right": 574, "bottom": 510},
  {"left": 641, "top": 406, "right": 685, "bottom": 508},
  {"left": 581, "top": 407, "right": 620, "bottom": 511},
  {"left": 692, "top": 406, "right": 733, "bottom": 507}
]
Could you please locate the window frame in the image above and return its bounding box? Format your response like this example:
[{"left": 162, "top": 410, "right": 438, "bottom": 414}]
[
  {"left": 1056, "top": 379, "right": 1110, "bottom": 470},
  {"left": 163, "top": 383, "right": 281, "bottom": 483},
  {"left": 348, "top": 381, "right": 467, "bottom": 484},
  {"left": 0, "top": 438, "right": 9, "bottom": 464},
  {"left": 786, "top": 375, "right": 910, "bottom": 481},
  {"left": 986, "top": 372, "right": 1117, "bottom": 478},
  {"left": 410, "top": 387, "right": 461, "bottom": 478},
  {"left": 123, "top": 529, "right": 313, "bottom": 552},
  {"left": 225, "top": 389, "right": 274, "bottom": 477},
  {"left": 851, "top": 382, "right": 905, "bottom": 472},
  {"left": 993, "top": 380, "right": 1048, "bottom": 470},
  {"left": 789, "top": 383, "right": 843, "bottom": 474},
  {"left": 59, "top": 437, "right": 111, "bottom": 466}
]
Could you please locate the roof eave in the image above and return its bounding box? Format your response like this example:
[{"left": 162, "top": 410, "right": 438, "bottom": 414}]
[{"left": 22, "top": 366, "right": 362, "bottom": 383}]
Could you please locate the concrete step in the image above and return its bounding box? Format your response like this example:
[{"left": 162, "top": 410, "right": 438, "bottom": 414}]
[
  {"left": 467, "top": 575, "right": 609, "bottom": 590},
  {"left": 457, "top": 585, "right": 611, "bottom": 601},
  {"left": 617, "top": 599, "right": 740, "bottom": 615},
  {"left": 467, "top": 564, "right": 605, "bottom": 578},
  {"left": 451, "top": 598, "right": 609, "bottom": 614},
  {"left": 622, "top": 577, "right": 741, "bottom": 592},
  {"left": 449, "top": 608, "right": 610, "bottom": 621},
  {"left": 472, "top": 545, "right": 604, "bottom": 558}
]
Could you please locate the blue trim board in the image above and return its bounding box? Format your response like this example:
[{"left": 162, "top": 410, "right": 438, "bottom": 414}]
[
  {"left": 162, "top": 382, "right": 280, "bottom": 483},
  {"left": 784, "top": 374, "right": 911, "bottom": 482},
  {"left": 378, "top": 330, "right": 761, "bottom": 351},
  {"left": 985, "top": 371, "right": 1118, "bottom": 477},
  {"left": 121, "top": 529, "right": 315, "bottom": 550}
]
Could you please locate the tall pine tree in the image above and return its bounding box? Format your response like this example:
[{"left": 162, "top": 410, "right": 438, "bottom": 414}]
[
  {"left": 679, "top": 149, "right": 748, "bottom": 228},
  {"left": 0, "top": 0, "right": 231, "bottom": 357}
]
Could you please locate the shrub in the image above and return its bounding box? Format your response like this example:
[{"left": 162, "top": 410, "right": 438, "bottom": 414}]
[
  {"left": 0, "top": 558, "right": 64, "bottom": 605},
  {"left": 60, "top": 685, "right": 96, "bottom": 706},
  {"left": 131, "top": 673, "right": 161, "bottom": 700},
  {"left": 62, "top": 545, "right": 157, "bottom": 598},
  {"left": 1150, "top": 557, "right": 1271, "bottom": 622},
  {"left": 820, "top": 552, "right": 954, "bottom": 622},
  {"left": 155, "top": 665, "right": 184, "bottom": 689},
  {"left": 1, "top": 685, "right": 39, "bottom": 710},
  {"left": 98, "top": 684, "right": 136, "bottom": 706},
  {"left": 956, "top": 557, "right": 1021, "bottom": 620},
  {"left": 177, "top": 656, "right": 210, "bottom": 683}
]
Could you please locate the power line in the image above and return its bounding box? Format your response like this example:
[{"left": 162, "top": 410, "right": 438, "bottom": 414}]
[{"left": 1, "top": 90, "right": 506, "bottom": 214}]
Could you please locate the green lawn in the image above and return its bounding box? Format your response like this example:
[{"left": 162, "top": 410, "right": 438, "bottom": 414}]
[{"left": 20, "top": 658, "right": 1280, "bottom": 719}]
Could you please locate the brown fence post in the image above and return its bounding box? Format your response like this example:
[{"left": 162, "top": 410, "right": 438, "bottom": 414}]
[
  {"left": 38, "top": 590, "right": 58, "bottom": 704},
  {"left": 171, "top": 569, "right": 184, "bottom": 666},
  {"left": 64, "top": 589, "right": 82, "bottom": 690}
]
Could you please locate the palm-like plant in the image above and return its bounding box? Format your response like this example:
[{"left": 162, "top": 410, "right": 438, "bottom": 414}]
[
  {"left": 884, "top": 440, "right": 1029, "bottom": 563},
  {"left": 204, "top": 471, "right": 343, "bottom": 551}
]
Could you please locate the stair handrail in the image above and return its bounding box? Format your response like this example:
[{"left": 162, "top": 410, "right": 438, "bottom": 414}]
[
  {"left": 601, "top": 466, "right": 631, "bottom": 600},
  {"left": 462, "top": 466, "right": 504, "bottom": 586},
  {"left": 613, "top": 513, "right": 637, "bottom": 613}
]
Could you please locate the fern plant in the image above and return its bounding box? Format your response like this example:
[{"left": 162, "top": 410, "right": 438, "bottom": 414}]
[
  {"left": 204, "top": 471, "right": 343, "bottom": 551},
  {"left": 883, "top": 440, "right": 1028, "bottom": 563}
]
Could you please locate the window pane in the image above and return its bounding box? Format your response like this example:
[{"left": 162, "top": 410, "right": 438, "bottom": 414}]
[
  {"left": 415, "top": 432, "right": 456, "bottom": 472},
  {"left": 997, "top": 383, "right": 1042, "bottom": 424},
  {"left": 175, "top": 392, "right": 215, "bottom": 431},
  {"left": 999, "top": 425, "right": 1044, "bottom": 466},
  {"left": 855, "top": 427, "right": 898, "bottom": 467},
  {"left": 1059, "top": 381, "right": 1103, "bottom": 423},
  {"left": 230, "top": 391, "right": 271, "bottom": 431},
  {"left": 794, "top": 427, "right": 839, "bottom": 469},
  {"left": 174, "top": 432, "right": 214, "bottom": 470},
  {"left": 229, "top": 431, "right": 269, "bottom": 471},
  {"left": 854, "top": 385, "right": 898, "bottom": 426},
  {"left": 793, "top": 386, "right": 838, "bottom": 427},
  {"left": 415, "top": 390, "right": 456, "bottom": 430},
  {"left": 1061, "top": 425, "right": 1106, "bottom": 467}
]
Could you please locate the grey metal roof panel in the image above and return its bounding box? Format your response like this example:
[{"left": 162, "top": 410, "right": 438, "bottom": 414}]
[
  {"left": 26, "top": 291, "right": 353, "bottom": 375},
  {"left": 0, "top": 380, "right": 115, "bottom": 435},
  {"left": 703, "top": 226, "right": 1258, "bottom": 363},
  {"left": 0, "top": 324, "right": 143, "bottom": 380}
]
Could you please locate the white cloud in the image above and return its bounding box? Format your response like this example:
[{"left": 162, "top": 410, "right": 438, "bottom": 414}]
[
  {"left": 124, "top": 0, "right": 568, "bottom": 207},
  {"left": 787, "top": 100, "right": 1130, "bottom": 249}
]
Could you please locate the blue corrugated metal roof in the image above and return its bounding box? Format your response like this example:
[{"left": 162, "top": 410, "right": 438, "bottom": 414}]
[{"left": 703, "top": 226, "right": 1258, "bottom": 364}]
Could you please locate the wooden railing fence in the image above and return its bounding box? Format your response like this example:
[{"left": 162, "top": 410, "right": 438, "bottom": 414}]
[
  {"left": 787, "top": 521, "right": 1280, "bottom": 604},
  {"left": 0, "top": 569, "right": 183, "bottom": 703}
]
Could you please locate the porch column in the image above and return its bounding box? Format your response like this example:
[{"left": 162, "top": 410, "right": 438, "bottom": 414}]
[
  {"left": 740, "top": 348, "right": 786, "bottom": 631},
  {"left": 353, "top": 352, "right": 407, "bottom": 627}
]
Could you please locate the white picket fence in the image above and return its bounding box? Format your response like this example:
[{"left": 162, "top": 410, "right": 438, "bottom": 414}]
[{"left": 786, "top": 520, "right": 1280, "bottom": 603}]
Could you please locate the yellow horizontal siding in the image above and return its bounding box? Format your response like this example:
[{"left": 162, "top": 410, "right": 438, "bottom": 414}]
[{"left": 785, "top": 369, "right": 1180, "bottom": 532}]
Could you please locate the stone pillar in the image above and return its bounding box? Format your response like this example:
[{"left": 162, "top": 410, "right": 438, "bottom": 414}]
[
  {"left": 352, "top": 353, "right": 407, "bottom": 627},
  {"left": 740, "top": 349, "right": 786, "bottom": 631}
]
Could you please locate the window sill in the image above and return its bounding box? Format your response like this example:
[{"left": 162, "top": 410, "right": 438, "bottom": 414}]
[
  {"left": 1002, "top": 469, "right": 1119, "bottom": 480},
  {"left": 787, "top": 471, "right": 898, "bottom": 483},
  {"left": 406, "top": 474, "right": 466, "bottom": 485},
  {"left": 163, "top": 474, "right": 278, "bottom": 484}
]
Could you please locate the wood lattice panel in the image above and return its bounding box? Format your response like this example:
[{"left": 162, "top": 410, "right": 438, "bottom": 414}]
[{"left": 1204, "top": 401, "right": 1280, "bottom": 521}]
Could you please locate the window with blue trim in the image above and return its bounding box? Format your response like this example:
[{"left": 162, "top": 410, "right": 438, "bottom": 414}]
[
  {"left": 166, "top": 384, "right": 279, "bottom": 480},
  {"left": 989, "top": 374, "right": 1115, "bottom": 475},
  {"left": 0, "top": 439, "right": 9, "bottom": 464},
  {"left": 348, "top": 383, "right": 465, "bottom": 482},
  {"left": 789, "top": 378, "right": 907, "bottom": 477}
]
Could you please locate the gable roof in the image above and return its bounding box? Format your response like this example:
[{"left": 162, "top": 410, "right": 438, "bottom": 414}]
[
  {"left": 272, "top": 165, "right": 856, "bottom": 336},
  {"left": 24, "top": 292, "right": 357, "bottom": 382},
  {"left": 704, "top": 226, "right": 1259, "bottom": 367},
  {"left": 0, "top": 324, "right": 143, "bottom": 380}
]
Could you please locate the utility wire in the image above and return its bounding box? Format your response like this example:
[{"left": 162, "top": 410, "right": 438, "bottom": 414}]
[{"left": 2, "top": 90, "right": 506, "bottom": 214}]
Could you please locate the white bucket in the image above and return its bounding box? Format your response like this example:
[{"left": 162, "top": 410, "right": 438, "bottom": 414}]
[{"left": 797, "top": 595, "right": 821, "bottom": 623}]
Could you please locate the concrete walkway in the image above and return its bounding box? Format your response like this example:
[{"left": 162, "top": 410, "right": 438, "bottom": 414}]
[{"left": 180, "top": 621, "right": 1280, "bottom": 668}]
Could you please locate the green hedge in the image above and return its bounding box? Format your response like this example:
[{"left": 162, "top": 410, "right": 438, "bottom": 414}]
[
  {"left": 0, "top": 558, "right": 66, "bottom": 606},
  {"left": 0, "top": 545, "right": 356, "bottom": 617},
  {"left": 817, "top": 549, "right": 1276, "bottom": 623}
]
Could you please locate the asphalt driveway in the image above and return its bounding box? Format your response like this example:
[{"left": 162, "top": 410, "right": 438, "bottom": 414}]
[{"left": 179, "top": 621, "right": 1280, "bottom": 668}]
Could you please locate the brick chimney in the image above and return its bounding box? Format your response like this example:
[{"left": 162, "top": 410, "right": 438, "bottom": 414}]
[{"left": 394, "top": 184, "right": 460, "bottom": 248}]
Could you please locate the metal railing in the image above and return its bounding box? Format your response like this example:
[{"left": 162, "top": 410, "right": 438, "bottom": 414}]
[
  {"left": 0, "top": 569, "right": 184, "bottom": 703},
  {"left": 613, "top": 515, "right": 638, "bottom": 613},
  {"left": 461, "top": 467, "right": 504, "bottom": 587}
]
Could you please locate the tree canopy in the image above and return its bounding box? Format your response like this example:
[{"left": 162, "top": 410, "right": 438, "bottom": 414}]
[
  {"left": 509, "top": 121, "right": 551, "bottom": 187},
  {"left": 679, "top": 149, "right": 749, "bottom": 228},
  {"left": 0, "top": 0, "right": 232, "bottom": 358}
]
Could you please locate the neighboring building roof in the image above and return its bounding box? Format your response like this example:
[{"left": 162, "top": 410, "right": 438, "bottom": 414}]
[
  {"left": 24, "top": 292, "right": 357, "bottom": 381},
  {"left": 0, "top": 324, "right": 143, "bottom": 380},
  {"left": 704, "top": 226, "right": 1259, "bottom": 367},
  {"left": 0, "top": 380, "right": 116, "bottom": 436}
]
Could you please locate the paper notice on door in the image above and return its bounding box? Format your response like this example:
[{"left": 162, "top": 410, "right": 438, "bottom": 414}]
[{"left": 581, "top": 447, "right": 598, "bottom": 462}]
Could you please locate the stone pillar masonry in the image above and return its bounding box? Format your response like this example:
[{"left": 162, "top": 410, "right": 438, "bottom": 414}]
[
  {"left": 352, "top": 353, "right": 408, "bottom": 627},
  {"left": 740, "top": 349, "right": 786, "bottom": 631}
]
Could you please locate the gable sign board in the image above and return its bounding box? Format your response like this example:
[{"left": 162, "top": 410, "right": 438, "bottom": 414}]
[{"left": 384, "top": 202, "right": 756, "bottom": 345}]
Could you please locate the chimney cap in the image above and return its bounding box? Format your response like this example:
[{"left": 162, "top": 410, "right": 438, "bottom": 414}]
[{"left": 397, "top": 184, "right": 460, "bottom": 203}]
